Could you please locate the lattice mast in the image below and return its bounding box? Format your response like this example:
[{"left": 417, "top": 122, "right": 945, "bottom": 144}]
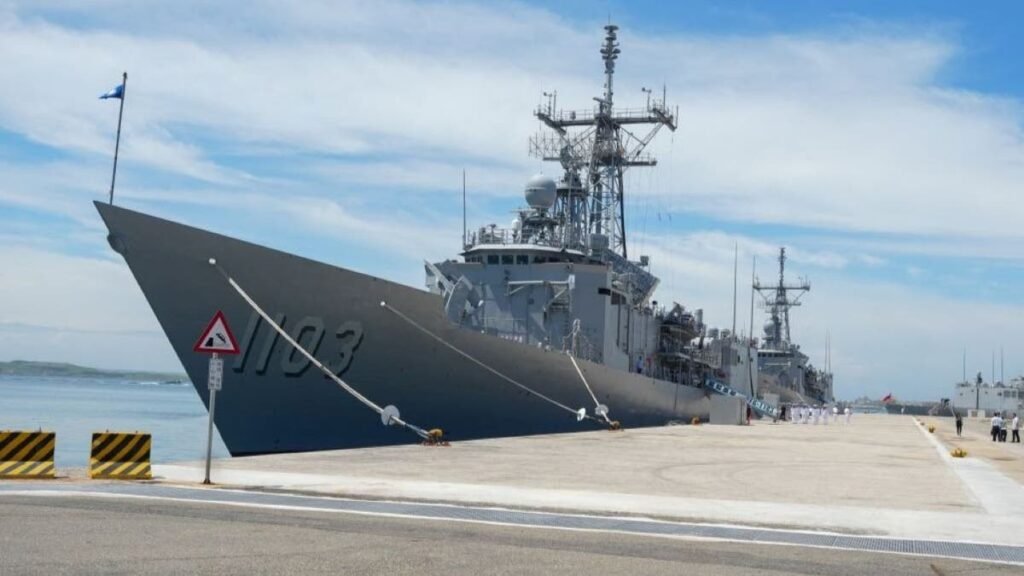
[
  {"left": 530, "top": 24, "right": 677, "bottom": 258},
  {"left": 753, "top": 248, "right": 810, "bottom": 346}
]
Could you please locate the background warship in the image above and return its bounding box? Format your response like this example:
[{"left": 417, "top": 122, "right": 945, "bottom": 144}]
[
  {"left": 97, "top": 25, "right": 764, "bottom": 456},
  {"left": 753, "top": 248, "right": 834, "bottom": 404}
]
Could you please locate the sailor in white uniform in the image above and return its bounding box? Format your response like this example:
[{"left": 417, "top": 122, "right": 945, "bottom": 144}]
[{"left": 844, "top": 406, "right": 852, "bottom": 424}]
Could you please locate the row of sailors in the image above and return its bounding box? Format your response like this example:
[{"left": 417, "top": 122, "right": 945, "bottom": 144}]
[{"left": 787, "top": 405, "right": 851, "bottom": 425}]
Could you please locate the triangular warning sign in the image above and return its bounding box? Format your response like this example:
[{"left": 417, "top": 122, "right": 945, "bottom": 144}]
[{"left": 193, "top": 311, "right": 240, "bottom": 354}]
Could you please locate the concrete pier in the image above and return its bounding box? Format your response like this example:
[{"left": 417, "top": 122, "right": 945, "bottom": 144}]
[{"left": 154, "top": 414, "right": 1024, "bottom": 546}]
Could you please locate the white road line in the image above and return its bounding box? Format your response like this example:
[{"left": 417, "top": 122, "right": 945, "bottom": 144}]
[{"left": 914, "top": 419, "right": 1024, "bottom": 515}]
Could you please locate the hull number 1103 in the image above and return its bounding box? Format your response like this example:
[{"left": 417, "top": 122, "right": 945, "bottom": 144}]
[{"left": 231, "top": 312, "right": 364, "bottom": 377}]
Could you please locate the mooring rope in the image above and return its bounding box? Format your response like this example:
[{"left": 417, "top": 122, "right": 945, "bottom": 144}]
[
  {"left": 566, "top": 352, "right": 613, "bottom": 425},
  {"left": 209, "top": 259, "right": 430, "bottom": 440},
  {"left": 563, "top": 320, "right": 613, "bottom": 425},
  {"left": 380, "top": 300, "right": 599, "bottom": 424}
]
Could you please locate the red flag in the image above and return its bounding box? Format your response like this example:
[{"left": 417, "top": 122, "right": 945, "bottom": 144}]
[{"left": 881, "top": 393, "right": 893, "bottom": 403}]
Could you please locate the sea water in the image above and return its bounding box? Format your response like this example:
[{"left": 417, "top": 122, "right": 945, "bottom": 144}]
[{"left": 0, "top": 375, "right": 229, "bottom": 468}]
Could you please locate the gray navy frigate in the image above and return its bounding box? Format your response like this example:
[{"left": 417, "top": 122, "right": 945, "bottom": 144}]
[
  {"left": 96, "top": 25, "right": 759, "bottom": 456},
  {"left": 753, "top": 248, "right": 834, "bottom": 404}
]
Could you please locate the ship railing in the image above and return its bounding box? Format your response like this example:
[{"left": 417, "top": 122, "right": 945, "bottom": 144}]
[
  {"left": 534, "top": 105, "right": 673, "bottom": 124},
  {"left": 654, "top": 348, "right": 722, "bottom": 370},
  {"left": 692, "top": 349, "right": 722, "bottom": 369},
  {"left": 466, "top": 228, "right": 564, "bottom": 250}
]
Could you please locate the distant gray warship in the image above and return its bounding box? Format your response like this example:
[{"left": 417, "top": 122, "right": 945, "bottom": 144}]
[
  {"left": 97, "top": 25, "right": 756, "bottom": 456},
  {"left": 753, "top": 248, "right": 833, "bottom": 404}
]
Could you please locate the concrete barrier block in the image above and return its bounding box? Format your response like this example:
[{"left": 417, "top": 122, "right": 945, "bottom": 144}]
[
  {"left": 89, "top": 431, "right": 152, "bottom": 480},
  {"left": 0, "top": 431, "right": 56, "bottom": 479}
]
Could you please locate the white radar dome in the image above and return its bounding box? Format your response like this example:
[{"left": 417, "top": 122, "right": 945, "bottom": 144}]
[{"left": 524, "top": 174, "right": 557, "bottom": 210}]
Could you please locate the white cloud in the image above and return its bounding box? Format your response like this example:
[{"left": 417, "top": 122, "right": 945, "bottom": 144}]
[
  {"left": 0, "top": 245, "right": 155, "bottom": 332},
  {"left": 0, "top": 244, "right": 182, "bottom": 371},
  {"left": 3, "top": 1, "right": 1023, "bottom": 244}
]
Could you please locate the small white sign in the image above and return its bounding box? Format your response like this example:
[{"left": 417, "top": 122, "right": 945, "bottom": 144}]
[{"left": 208, "top": 356, "right": 223, "bottom": 391}]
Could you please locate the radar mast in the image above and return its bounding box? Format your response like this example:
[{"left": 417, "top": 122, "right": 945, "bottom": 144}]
[
  {"left": 754, "top": 247, "right": 810, "bottom": 348},
  {"left": 530, "top": 24, "right": 677, "bottom": 258}
]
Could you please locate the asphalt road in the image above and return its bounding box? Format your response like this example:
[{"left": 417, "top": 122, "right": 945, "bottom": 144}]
[{"left": 0, "top": 494, "right": 1015, "bottom": 575}]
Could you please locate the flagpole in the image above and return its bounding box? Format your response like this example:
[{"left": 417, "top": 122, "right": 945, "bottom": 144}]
[{"left": 109, "top": 71, "right": 127, "bottom": 205}]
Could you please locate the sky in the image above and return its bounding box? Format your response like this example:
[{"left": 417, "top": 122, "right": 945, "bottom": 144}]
[{"left": 1, "top": 0, "right": 1023, "bottom": 401}]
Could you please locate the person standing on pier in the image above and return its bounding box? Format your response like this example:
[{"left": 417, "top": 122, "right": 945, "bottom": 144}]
[
  {"left": 991, "top": 413, "right": 1002, "bottom": 442},
  {"left": 1012, "top": 413, "right": 1020, "bottom": 443},
  {"left": 955, "top": 412, "right": 963, "bottom": 437}
]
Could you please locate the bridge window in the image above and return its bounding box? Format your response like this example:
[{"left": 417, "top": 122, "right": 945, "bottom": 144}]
[
  {"left": 501, "top": 255, "right": 513, "bottom": 265},
  {"left": 487, "top": 255, "right": 498, "bottom": 265},
  {"left": 516, "top": 255, "right": 529, "bottom": 265}
]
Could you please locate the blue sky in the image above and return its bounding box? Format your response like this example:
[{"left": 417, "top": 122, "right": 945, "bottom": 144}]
[{"left": 2, "top": 1, "right": 1024, "bottom": 401}]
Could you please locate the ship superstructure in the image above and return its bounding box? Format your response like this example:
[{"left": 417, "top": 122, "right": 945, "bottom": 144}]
[
  {"left": 427, "top": 24, "right": 753, "bottom": 397},
  {"left": 953, "top": 373, "right": 1024, "bottom": 416},
  {"left": 753, "top": 248, "right": 833, "bottom": 403}
]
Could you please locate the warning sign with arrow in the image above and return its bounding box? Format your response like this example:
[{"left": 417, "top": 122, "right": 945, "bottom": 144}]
[{"left": 193, "top": 311, "right": 240, "bottom": 354}]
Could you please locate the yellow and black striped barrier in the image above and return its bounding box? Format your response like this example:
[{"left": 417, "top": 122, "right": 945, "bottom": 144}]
[
  {"left": 0, "top": 430, "right": 56, "bottom": 479},
  {"left": 89, "top": 431, "right": 152, "bottom": 480}
]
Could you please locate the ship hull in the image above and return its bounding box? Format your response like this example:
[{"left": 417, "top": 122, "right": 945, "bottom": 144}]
[{"left": 96, "top": 202, "right": 710, "bottom": 455}]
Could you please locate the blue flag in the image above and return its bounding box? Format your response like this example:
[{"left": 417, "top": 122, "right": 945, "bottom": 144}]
[{"left": 99, "top": 83, "right": 124, "bottom": 100}]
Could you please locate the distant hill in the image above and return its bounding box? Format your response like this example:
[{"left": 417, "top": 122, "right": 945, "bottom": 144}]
[{"left": 0, "top": 360, "right": 188, "bottom": 383}]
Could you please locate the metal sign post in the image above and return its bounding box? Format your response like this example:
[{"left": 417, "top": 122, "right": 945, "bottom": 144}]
[
  {"left": 204, "top": 353, "right": 223, "bottom": 485},
  {"left": 193, "top": 309, "right": 239, "bottom": 486}
]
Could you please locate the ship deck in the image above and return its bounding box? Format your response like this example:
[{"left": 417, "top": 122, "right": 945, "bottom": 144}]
[{"left": 150, "top": 414, "right": 1024, "bottom": 546}]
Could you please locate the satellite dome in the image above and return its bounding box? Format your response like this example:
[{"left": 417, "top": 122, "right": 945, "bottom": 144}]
[{"left": 524, "top": 174, "right": 557, "bottom": 210}]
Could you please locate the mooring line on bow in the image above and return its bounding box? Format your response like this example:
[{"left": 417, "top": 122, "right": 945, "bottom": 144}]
[
  {"left": 209, "top": 259, "right": 431, "bottom": 441},
  {"left": 380, "top": 300, "right": 599, "bottom": 424},
  {"left": 563, "top": 319, "right": 614, "bottom": 427},
  {"left": 565, "top": 352, "right": 615, "bottom": 427}
]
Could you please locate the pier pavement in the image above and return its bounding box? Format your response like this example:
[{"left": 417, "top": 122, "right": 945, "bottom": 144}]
[{"left": 153, "top": 414, "right": 1024, "bottom": 546}]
